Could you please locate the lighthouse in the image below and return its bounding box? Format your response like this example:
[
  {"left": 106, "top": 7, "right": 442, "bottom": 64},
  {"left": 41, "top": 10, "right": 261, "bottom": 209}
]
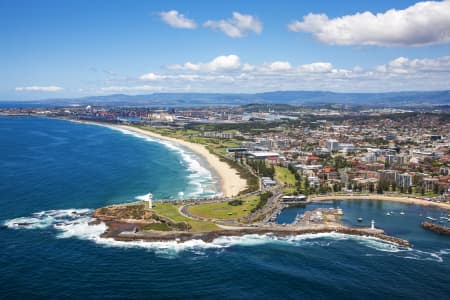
[
  {"left": 146, "top": 193, "right": 153, "bottom": 209},
  {"left": 371, "top": 219, "right": 375, "bottom": 230}
]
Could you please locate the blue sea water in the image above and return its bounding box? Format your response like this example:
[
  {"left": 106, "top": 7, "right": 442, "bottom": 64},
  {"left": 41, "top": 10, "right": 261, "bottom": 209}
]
[{"left": 1, "top": 116, "right": 450, "bottom": 299}]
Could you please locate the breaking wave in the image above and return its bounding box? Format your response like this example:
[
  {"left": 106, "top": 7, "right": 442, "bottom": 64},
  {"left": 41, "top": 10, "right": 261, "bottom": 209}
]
[
  {"left": 5, "top": 209, "right": 448, "bottom": 261},
  {"left": 101, "top": 125, "right": 220, "bottom": 198}
]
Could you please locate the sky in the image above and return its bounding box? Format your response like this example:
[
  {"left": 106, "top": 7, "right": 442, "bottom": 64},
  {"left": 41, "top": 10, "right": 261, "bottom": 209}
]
[{"left": 1, "top": 0, "right": 450, "bottom": 100}]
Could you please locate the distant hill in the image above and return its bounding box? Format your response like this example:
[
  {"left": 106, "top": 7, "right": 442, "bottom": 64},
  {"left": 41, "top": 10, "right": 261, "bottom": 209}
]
[{"left": 3, "top": 90, "right": 450, "bottom": 107}]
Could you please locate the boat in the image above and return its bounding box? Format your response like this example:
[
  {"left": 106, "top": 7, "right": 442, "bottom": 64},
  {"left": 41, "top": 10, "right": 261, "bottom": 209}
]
[
  {"left": 386, "top": 212, "right": 391, "bottom": 216},
  {"left": 357, "top": 217, "right": 363, "bottom": 222},
  {"left": 426, "top": 216, "right": 437, "bottom": 221},
  {"left": 400, "top": 211, "right": 405, "bottom": 215}
]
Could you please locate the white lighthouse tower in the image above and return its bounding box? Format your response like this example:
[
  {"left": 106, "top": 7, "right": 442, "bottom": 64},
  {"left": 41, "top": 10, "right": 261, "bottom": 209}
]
[
  {"left": 371, "top": 219, "right": 375, "bottom": 230},
  {"left": 145, "top": 193, "right": 153, "bottom": 209}
]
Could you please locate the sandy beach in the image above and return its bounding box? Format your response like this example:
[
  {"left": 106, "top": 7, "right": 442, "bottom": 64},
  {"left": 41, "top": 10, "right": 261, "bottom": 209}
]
[
  {"left": 109, "top": 124, "right": 247, "bottom": 198},
  {"left": 310, "top": 194, "right": 450, "bottom": 211},
  {"left": 69, "top": 120, "right": 248, "bottom": 197}
]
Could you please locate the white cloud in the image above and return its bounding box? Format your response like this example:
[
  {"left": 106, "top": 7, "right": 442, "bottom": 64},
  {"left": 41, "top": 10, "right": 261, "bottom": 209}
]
[
  {"left": 15, "top": 86, "right": 63, "bottom": 92},
  {"left": 207, "top": 54, "right": 241, "bottom": 71},
  {"left": 166, "top": 55, "right": 335, "bottom": 75},
  {"left": 139, "top": 73, "right": 167, "bottom": 81},
  {"left": 159, "top": 10, "right": 197, "bottom": 29},
  {"left": 100, "top": 85, "right": 161, "bottom": 92},
  {"left": 167, "top": 54, "right": 241, "bottom": 72},
  {"left": 134, "top": 54, "right": 450, "bottom": 93},
  {"left": 288, "top": 0, "right": 450, "bottom": 46},
  {"left": 268, "top": 61, "right": 292, "bottom": 71},
  {"left": 298, "top": 62, "right": 333, "bottom": 73},
  {"left": 204, "top": 12, "right": 262, "bottom": 38},
  {"left": 376, "top": 55, "right": 450, "bottom": 74}
]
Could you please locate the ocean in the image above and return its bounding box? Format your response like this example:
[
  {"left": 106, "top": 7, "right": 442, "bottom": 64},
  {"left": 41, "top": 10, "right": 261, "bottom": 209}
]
[{"left": 1, "top": 116, "right": 450, "bottom": 299}]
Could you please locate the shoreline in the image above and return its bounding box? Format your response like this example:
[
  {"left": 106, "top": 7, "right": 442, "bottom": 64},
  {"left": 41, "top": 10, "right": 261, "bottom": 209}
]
[
  {"left": 310, "top": 194, "right": 450, "bottom": 211},
  {"left": 72, "top": 120, "right": 247, "bottom": 198},
  {"left": 109, "top": 225, "right": 410, "bottom": 247},
  {"left": 92, "top": 202, "right": 411, "bottom": 247}
]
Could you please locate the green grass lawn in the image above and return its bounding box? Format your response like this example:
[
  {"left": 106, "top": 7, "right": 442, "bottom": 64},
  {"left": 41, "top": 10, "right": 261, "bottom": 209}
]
[
  {"left": 141, "top": 223, "right": 172, "bottom": 231},
  {"left": 275, "top": 166, "right": 296, "bottom": 186},
  {"left": 137, "top": 126, "right": 241, "bottom": 157},
  {"left": 187, "top": 195, "right": 260, "bottom": 220},
  {"left": 152, "top": 202, "right": 219, "bottom": 231},
  {"left": 282, "top": 187, "right": 297, "bottom": 194}
]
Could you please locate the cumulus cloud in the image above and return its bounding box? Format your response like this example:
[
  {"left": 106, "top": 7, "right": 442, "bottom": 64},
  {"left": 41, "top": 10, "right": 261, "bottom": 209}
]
[
  {"left": 15, "top": 86, "right": 63, "bottom": 92},
  {"left": 375, "top": 55, "right": 450, "bottom": 73},
  {"left": 139, "top": 73, "right": 168, "bottom": 81},
  {"left": 159, "top": 10, "right": 197, "bottom": 29},
  {"left": 166, "top": 55, "right": 337, "bottom": 75},
  {"left": 268, "top": 61, "right": 292, "bottom": 71},
  {"left": 288, "top": 0, "right": 450, "bottom": 46},
  {"left": 204, "top": 12, "right": 262, "bottom": 38},
  {"left": 134, "top": 54, "right": 450, "bottom": 92},
  {"left": 167, "top": 54, "right": 241, "bottom": 72},
  {"left": 299, "top": 62, "right": 333, "bottom": 73}
]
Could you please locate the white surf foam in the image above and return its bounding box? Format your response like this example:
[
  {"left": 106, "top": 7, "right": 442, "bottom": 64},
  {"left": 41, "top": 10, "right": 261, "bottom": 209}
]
[
  {"left": 102, "top": 125, "right": 220, "bottom": 198},
  {"left": 135, "top": 193, "right": 152, "bottom": 202},
  {"left": 5, "top": 210, "right": 448, "bottom": 261},
  {"left": 4, "top": 209, "right": 92, "bottom": 230}
]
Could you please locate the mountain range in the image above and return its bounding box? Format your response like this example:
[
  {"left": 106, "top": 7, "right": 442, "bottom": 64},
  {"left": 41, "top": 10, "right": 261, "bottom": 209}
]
[{"left": 3, "top": 90, "right": 450, "bottom": 107}]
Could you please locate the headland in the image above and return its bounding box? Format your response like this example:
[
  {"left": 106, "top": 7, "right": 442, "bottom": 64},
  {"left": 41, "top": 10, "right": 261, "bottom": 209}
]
[{"left": 89, "top": 201, "right": 410, "bottom": 247}]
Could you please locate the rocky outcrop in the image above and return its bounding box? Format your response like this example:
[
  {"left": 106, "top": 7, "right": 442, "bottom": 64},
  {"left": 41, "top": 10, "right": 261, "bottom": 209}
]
[
  {"left": 106, "top": 226, "right": 410, "bottom": 247},
  {"left": 91, "top": 204, "right": 410, "bottom": 247},
  {"left": 421, "top": 221, "right": 450, "bottom": 235}
]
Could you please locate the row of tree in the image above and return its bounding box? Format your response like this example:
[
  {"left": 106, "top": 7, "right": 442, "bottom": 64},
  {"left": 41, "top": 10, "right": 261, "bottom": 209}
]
[{"left": 246, "top": 159, "right": 275, "bottom": 178}]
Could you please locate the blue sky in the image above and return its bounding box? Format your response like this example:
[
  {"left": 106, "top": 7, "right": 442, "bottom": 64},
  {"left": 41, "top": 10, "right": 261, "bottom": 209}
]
[{"left": 1, "top": 0, "right": 450, "bottom": 100}]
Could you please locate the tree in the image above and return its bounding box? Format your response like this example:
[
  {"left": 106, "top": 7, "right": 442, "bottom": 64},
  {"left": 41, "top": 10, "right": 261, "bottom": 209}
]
[
  {"left": 377, "top": 185, "right": 383, "bottom": 194},
  {"left": 304, "top": 177, "right": 310, "bottom": 189},
  {"left": 333, "top": 183, "right": 339, "bottom": 192},
  {"left": 433, "top": 184, "right": 439, "bottom": 195}
]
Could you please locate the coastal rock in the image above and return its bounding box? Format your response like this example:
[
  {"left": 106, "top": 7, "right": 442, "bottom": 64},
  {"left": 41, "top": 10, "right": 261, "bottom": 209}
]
[{"left": 421, "top": 221, "right": 450, "bottom": 235}]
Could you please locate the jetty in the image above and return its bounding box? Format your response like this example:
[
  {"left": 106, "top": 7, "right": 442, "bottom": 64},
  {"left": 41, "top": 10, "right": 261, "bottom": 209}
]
[{"left": 421, "top": 221, "right": 450, "bottom": 235}]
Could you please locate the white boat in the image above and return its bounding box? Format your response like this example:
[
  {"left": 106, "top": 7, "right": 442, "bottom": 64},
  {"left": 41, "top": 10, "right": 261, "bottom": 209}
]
[
  {"left": 400, "top": 211, "right": 405, "bottom": 215},
  {"left": 426, "top": 217, "right": 437, "bottom": 221},
  {"left": 386, "top": 212, "right": 391, "bottom": 216}
]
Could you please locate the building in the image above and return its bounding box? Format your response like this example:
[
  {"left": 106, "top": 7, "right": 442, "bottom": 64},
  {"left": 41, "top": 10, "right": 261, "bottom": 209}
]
[
  {"left": 379, "top": 170, "right": 398, "bottom": 184},
  {"left": 262, "top": 177, "right": 277, "bottom": 187},
  {"left": 397, "top": 173, "right": 413, "bottom": 188},
  {"left": 203, "top": 131, "right": 234, "bottom": 139},
  {"left": 281, "top": 195, "right": 307, "bottom": 202},
  {"left": 338, "top": 143, "right": 355, "bottom": 152},
  {"left": 326, "top": 139, "right": 339, "bottom": 152},
  {"left": 247, "top": 151, "right": 279, "bottom": 160}
]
